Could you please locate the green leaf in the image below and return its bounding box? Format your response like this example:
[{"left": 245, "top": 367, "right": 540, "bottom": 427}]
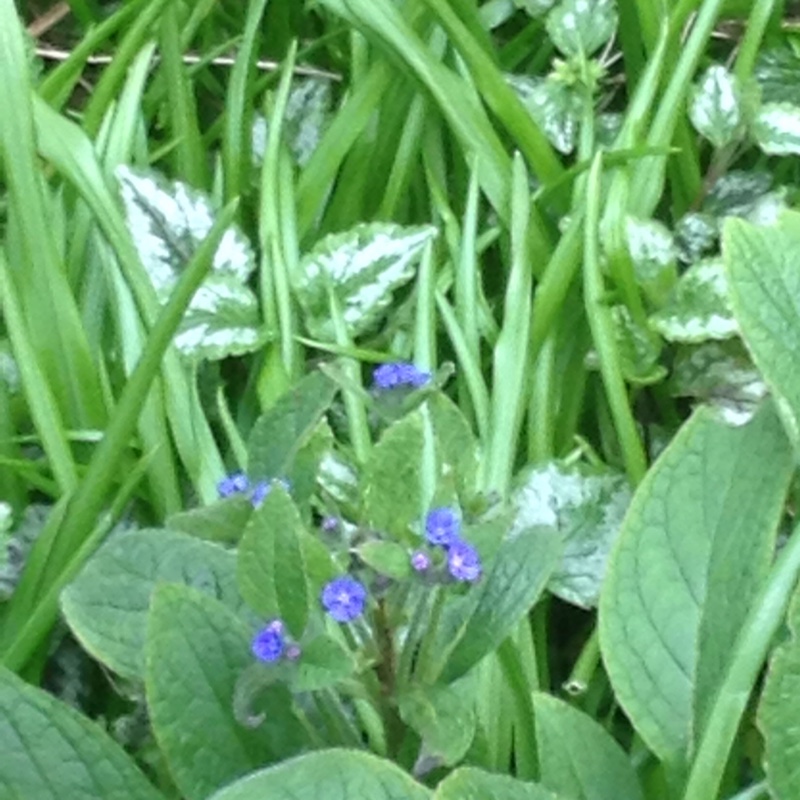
[
  {"left": 675, "top": 212, "right": 718, "bottom": 264},
  {"left": 753, "top": 102, "right": 800, "bottom": 156},
  {"left": 237, "top": 487, "right": 310, "bottom": 637},
  {"left": 514, "top": 0, "right": 557, "bottom": 16},
  {"left": 167, "top": 496, "right": 254, "bottom": 544},
  {"left": 293, "top": 222, "right": 437, "bottom": 341},
  {"left": 725, "top": 213, "right": 800, "bottom": 439},
  {"left": 428, "top": 392, "right": 479, "bottom": 500},
  {"left": 356, "top": 540, "right": 411, "bottom": 580},
  {"left": 507, "top": 75, "right": 582, "bottom": 155},
  {"left": 650, "top": 258, "right": 737, "bottom": 343},
  {"left": 534, "top": 693, "right": 643, "bottom": 800},
  {"left": 511, "top": 462, "right": 631, "bottom": 609},
  {"left": 116, "top": 166, "right": 264, "bottom": 361},
  {"left": 624, "top": 216, "right": 678, "bottom": 308},
  {"left": 611, "top": 305, "right": 666, "bottom": 387},
  {"left": 288, "top": 419, "right": 335, "bottom": 509},
  {"left": 398, "top": 681, "right": 477, "bottom": 767},
  {"left": 545, "top": 0, "right": 617, "bottom": 57},
  {"left": 688, "top": 65, "right": 744, "bottom": 149},
  {"left": 290, "top": 634, "right": 356, "bottom": 692},
  {"left": 0, "top": 665, "right": 163, "bottom": 800},
  {"left": 207, "top": 749, "right": 431, "bottom": 800},
  {"left": 61, "top": 529, "right": 247, "bottom": 679},
  {"left": 434, "top": 767, "right": 559, "bottom": 799},
  {"left": 671, "top": 340, "right": 767, "bottom": 427},
  {"left": 247, "top": 370, "right": 337, "bottom": 481},
  {"left": 146, "top": 584, "right": 306, "bottom": 800},
  {"left": 758, "top": 583, "right": 800, "bottom": 799},
  {"left": 363, "top": 409, "right": 425, "bottom": 539},
  {"left": 439, "top": 527, "right": 561, "bottom": 682},
  {"left": 599, "top": 404, "right": 792, "bottom": 762}
]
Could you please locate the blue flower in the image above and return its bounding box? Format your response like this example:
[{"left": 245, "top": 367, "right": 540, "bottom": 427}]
[
  {"left": 425, "top": 507, "right": 460, "bottom": 548},
  {"left": 218, "top": 472, "right": 250, "bottom": 498},
  {"left": 410, "top": 550, "right": 431, "bottom": 572},
  {"left": 373, "top": 361, "right": 431, "bottom": 391},
  {"left": 321, "top": 576, "right": 367, "bottom": 622},
  {"left": 250, "top": 480, "right": 270, "bottom": 508},
  {"left": 251, "top": 620, "right": 286, "bottom": 662},
  {"left": 250, "top": 477, "right": 292, "bottom": 508},
  {"left": 447, "top": 539, "right": 482, "bottom": 583}
]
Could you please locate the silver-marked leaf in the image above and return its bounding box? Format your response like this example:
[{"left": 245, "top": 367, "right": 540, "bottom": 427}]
[
  {"left": 507, "top": 75, "right": 582, "bottom": 155},
  {"left": 546, "top": 0, "right": 618, "bottom": 57},
  {"left": 511, "top": 462, "right": 631, "bottom": 609},
  {"left": 252, "top": 76, "right": 333, "bottom": 167},
  {"left": 625, "top": 217, "right": 677, "bottom": 307},
  {"left": 599, "top": 404, "right": 792, "bottom": 762},
  {"left": 758, "top": 583, "right": 800, "bottom": 799},
  {"left": 755, "top": 47, "right": 800, "bottom": 106},
  {"left": 116, "top": 166, "right": 263, "bottom": 360},
  {"left": 611, "top": 305, "right": 666, "bottom": 386},
  {"left": 650, "top": 258, "right": 737, "bottom": 343},
  {"left": 688, "top": 65, "right": 744, "bottom": 149},
  {"left": 0, "top": 666, "right": 162, "bottom": 800},
  {"left": 671, "top": 340, "right": 767, "bottom": 427},
  {"left": 753, "top": 102, "right": 800, "bottom": 156},
  {"left": 704, "top": 171, "right": 785, "bottom": 226},
  {"left": 208, "top": 750, "right": 431, "bottom": 800},
  {"left": 61, "top": 529, "right": 248, "bottom": 679},
  {"left": 294, "top": 223, "right": 437, "bottom": 341},
  {"left": 675, "top": 212, "right": 718, "bottom": 264},
  {"left": 534, "top": 693, "right": 643, "bottom": 800}
]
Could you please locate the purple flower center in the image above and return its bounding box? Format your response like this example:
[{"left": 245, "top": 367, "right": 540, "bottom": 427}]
[{"left": 410, "top": 550, "right": 431, "bottom": 572}]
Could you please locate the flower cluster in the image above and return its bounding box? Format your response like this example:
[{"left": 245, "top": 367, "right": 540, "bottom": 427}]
[
  {"left": 217, "top": 473, "right": 291, "bottom": 508},
  {"left": 251, "top": 619, "right": 301, "bottom": 663},
  {"left": 417, "top": 506, "right": 482, "bottom": 583},
  {"left": 372, "top": 361, "right": 431, "bottom": 391},
  {"left": 321, "top": 576, "right": 367, "bottom": 623}
]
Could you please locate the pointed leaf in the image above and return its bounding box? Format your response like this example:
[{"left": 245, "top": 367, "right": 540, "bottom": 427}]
[
  {"left": 434, "top": 767, "right": 559, "bottom": 799},
  {"left": 753, "top": 102, "right": 800, "bottom": 156},
  {"left": 363, "top": 409, "right": 425, "bottom": 539},
  {"left": 356, "top": 540, "right": 412, "bottom": 580},
  {"left": 116, "top": 166, "right": 263, "bottom": 360},
  {"left": 650, "top": 258, "right": 737, "bottom": 343},
  {"left": 439, "top": 527, "right": 561, "bottom": 682},
  {"left": 167, "top": 496, "right": 254, "bottom": 544},
  {"left": 290, "top": 634, "right": 356, "bottom": 692},
  {"left": 534, "top": 693, "right": 643, "bottom": 800},
  {"left": 688, "top": 65, "right": 744, "bottom": 149},
  {"left": 0, "top": 666, "right": 163, "bottom": 800},
  {"left": 758, "top": 583, "right": 800, "bottom": 799},
  {"left": 546, "top": 0, "right": 617, "bottom": 57},
  {"left": 398, "top": 681, "right": 477, "bottom": 766},
  {"left": 237, "top": 487, "right": 310, "bottom": 637},
  {"left": 671, "top": 340, "right": 767, "bottom": 427},
  {"left": 599, "top": 404, "right": 792, "bottom": 762},
  {"left": 146, "top": 585, "right": 306, "bottom": 800},
  {"left": 247, "top": 370, "right": 337, "bottom": 481},
  {"left": 724, "top": 213, "right": 800, "bottom": 439},
  {"left": 625, "top": 216, "right": 678, "bottom": 308},
  {"left": 507, "top": 75, "right": 581, "bottom": 155},
  {"left": 61, "top": 529, "right": 247, "bottom": 679},
  {"left": 207, "top": 749, "right": 431, "bottom": 800},
  {"left": 511, "top": 462, "right": 631, "bottom": 609},
  {"left": 293, "top": 222, "right": 437, "bottom": 341}
]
